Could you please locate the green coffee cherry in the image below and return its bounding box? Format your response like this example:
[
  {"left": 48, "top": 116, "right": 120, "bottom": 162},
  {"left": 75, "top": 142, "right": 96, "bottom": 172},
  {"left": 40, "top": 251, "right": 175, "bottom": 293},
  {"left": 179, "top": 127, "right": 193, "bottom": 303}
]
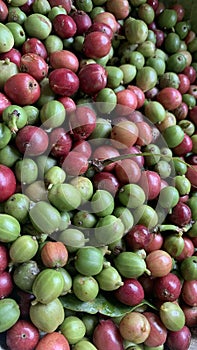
[
  {"left": 0, "top": 23, "right": 14, "bottom": 53},
  {"left": 60, "top": 316, "right": 86, "bottom": 344}
]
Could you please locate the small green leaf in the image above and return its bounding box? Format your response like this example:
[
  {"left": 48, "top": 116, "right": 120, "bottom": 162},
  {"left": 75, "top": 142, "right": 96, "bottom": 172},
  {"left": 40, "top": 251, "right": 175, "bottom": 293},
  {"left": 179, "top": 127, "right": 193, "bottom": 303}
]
[
  {"left": 60, "top": 294, "right": 98, "bottom": 314},
  {"left": 60, "top": 293, "right": 157, "bottom": 317}
]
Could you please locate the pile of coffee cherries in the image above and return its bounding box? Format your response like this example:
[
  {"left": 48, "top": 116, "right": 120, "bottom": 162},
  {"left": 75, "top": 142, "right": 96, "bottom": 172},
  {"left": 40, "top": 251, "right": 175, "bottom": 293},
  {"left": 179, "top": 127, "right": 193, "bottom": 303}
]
[{"left": 0, "top": 0, "right": 197, "bottom": 349}]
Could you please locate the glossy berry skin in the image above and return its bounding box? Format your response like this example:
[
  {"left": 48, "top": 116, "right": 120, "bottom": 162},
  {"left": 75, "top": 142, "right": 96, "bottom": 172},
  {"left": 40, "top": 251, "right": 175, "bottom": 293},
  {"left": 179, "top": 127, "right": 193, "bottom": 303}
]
[
  {"left": 6, "top": 320, "right": 40, "bottom": 350},
  {"left": 0, "top": 165, "right": 16, "bottom": 202},
  {"left": 0, "top": 271, "right": 13, "bottom": 298},
  {"left": 4, "top": 73, "right": 40, "bottom": 106},
  {"left": 83, "top": 31, "right": 111, "bottom": 59},
  {"left": 61, "top": 151, "right": 89, "bottom": 176},
  {"left": 53, "top": 14, "right": 77, "bottom": 38},
  {"left": 153, "top": 273, "right": 182, "bottom": 302},
  {"left": 49, "top": 68, "right": 79, "bottom": 96},
  {"left": 169, "top": 202, "right": 192, "bottom": 226},
  {"left": 15, "top": 126, "right": 49, "bottom": 156},
  {"left": 78, "top": 63, "right": 107, "bottom": 95},
  {"left": 126, "top": 225, "right": 152, "bottom": 250},
  {"left": 173, "top": 134, "right": 193, "bottom": 156},
  {"left": 114, "top": 278, "right": 145, "bottom": 306}
]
